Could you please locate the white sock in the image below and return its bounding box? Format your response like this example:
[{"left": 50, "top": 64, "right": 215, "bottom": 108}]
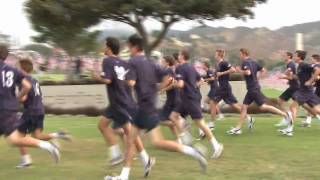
[
  {"left": 198, "top": 128, "right": 204, "bottom": 135},
  {"left": 181, "top": 145, "right": 201, "bottom": 160},
  {"left": 209, "top": 138, "right": 220, "bottom": 150},
  {"left": 316, "top": 114, "right": 320, "bottom": 120},
  {"left": 109, "top": 144, "right": 121, "bottom": 158},
  {"left": 22, "top": 154, "right": 32, "bottom": 164},
  {"left": 306, "top": 116, "right": 312, "bottom": 124},
  {"left": 39, "top": 141, "right": 53, "bottom": 151},
  {"left": 219, "top": 114, "right": 224, "bottom": 118},
  {"left": 120, "top": 167, "right": 130, "bottom": 179},
  {"left": 177, "top": 138, "right": 182, "bottom": 144},
  {"left": 208, "top": 121, "right": 215, "bottom": 128},
  {"left": 139, "top": 150, "right": 149, "bottom": 167},
  {"left": 179, "top": 132, "right": 193, "bottom": 145}
]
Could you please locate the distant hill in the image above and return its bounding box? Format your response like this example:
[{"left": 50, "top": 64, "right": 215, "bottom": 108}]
[{"left": 101, "top": 21, "right": 320, "bottom": 69}]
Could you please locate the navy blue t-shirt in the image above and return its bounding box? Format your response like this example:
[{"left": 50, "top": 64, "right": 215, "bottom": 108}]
[
  {"left": 163, "top": 67, "right": 181, "bottom": 106},
  {"left": 286, "top": 61, "right": 299, "bottom": 89},
  {"left": 0, "top": 61, "right": 25, "bottom": 112},
  {"left": 176, "top": 63, "right": 202, "bottom": 101},
  {"left": 241, "top": 58, "right": 263, "bottom": 91},
  {"left": 206, "top": 69, "right": 218, "bottom": 91},
  {"left": 22, "top": 76, "right": 45, "bottom": 115},
  {"left": 312, "top": 63, "right": 320, "bottom": 89},
  {"left": 102, "top": 57, "right": 136, "bottom": 110},
  {"left": 126, "top": 55, "right": 162, "bottom": 114},
  {"left": 297, "top": 62, "right": 314, "bottom": 91},
  {"left": 216, "top": 60, "right": 232, "bottom": 89}
]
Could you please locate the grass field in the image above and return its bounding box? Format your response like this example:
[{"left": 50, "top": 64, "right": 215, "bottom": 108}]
[
  {"left": 1, "top": 115, "right": 320, "bottom": 180},
  {"left": 262, "top": 88, "right": 282, "bottom": 99}
]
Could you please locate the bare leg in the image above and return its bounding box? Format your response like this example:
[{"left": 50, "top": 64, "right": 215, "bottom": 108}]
[
  {"left": 7, "top": 130, "right": 44, "bottom": 147},
  {"left": 260, "top": 104, "right": 287, "bottom": 118},
  {"left": 170, "top": 112, "right": 185, "bottom": 134},
  {"left": 33, "top": 129, "right": 54, "bottom": 141},
  {"left": 98, "top": 116, "right": 117, "bottom": 146},
  {"left": 209, "top": 100, "right": 218, "bottom": 126},
  {"left": 236, "top": 104, "right": 249, "bottom": 129},
  {"left": 278, "top": 98, "right": 287, "bottom": 112}
]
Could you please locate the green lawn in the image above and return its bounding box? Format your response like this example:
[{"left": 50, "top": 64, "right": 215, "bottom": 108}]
[
  {"left": 262, "top": 88, "right": 282, "bottom": 99},
  {"left": 34, "top": 74, "right": 66, "bottom": 82},
  {"left": 1, "top": 115, "right": 320, "bottom": 180}
]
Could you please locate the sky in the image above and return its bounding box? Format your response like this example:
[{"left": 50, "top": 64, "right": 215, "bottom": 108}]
[{"left": 1, "top": 0, "right": 320, "bottom": 45}]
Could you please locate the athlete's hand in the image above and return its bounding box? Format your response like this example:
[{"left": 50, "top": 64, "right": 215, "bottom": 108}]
[
  {"left": 91, "top": 71, "right": 101, "bottom": 81},
  {"left": 216, "top": 72, "right": 223, "bottom": 77},
  {"left": 305, "top": 80, "right": 314, "bottom": 86},
  {"left": 18, "top": 95, "right": 27, "bottom": 102},
  {"left": 235, "top": 66, "right": 242, "bottom": 73}
]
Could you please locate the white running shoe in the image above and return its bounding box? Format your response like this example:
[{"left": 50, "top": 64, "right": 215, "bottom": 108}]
[
  {"left": 194, "top": 146, "right": 208, "bottom": 173},
  {"left": 48, "top": 143, "right": 61, "bottom": 163},
  {"left": 144, "top": 157, "right": 156, "bottom": 178},
  {"left": 300, "top": 121, "right": 311, "bottom": 128},
  {"left": 104, "top": 176, "right": 127, "bottom": 180},
  {"left": 278, "top": 128, "right": 294, "bottom": 137},
  {"left": 109, "top": 155, "right": 124, "bottom": 167},
  {"left": 16, "top": 162, "right": 32, "bottom": 169},
  {"left": 217, "top": 114, "right": 225, "bottom": 121},
  {"left": 211, "top": 143, "right": 224, "bottom": 159},
  {"left": 57, "top": 131, "right": 73, "bottom": 141},
  {"left": 227, "top": 127, "right": 242, "bottom": 135},
  {"left": 248, "top": 117, "right": 255, "bottom": 130}
]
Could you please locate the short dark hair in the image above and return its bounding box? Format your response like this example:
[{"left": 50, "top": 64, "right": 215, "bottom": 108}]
[
  {"left": 128, "top": 34, "right": 144, "bottom": 51},
  {"left": 106, "top": 37, "right": 120, "bottom": 55},
  {"left": 172, "top": 52, "right": 179, "bottom": 61},
  {"left": 240, "top": 48, "right": 250, "bottom": 56},
  {"left": 203, "top": 61, "right": 210, "bottom": 68},
  {"left": 180, "top": 50, "right": 190, "bottom": 61},
  {"left": 163, "top": 56, "right": 175, "bottom": 66},
  {"left": 295, "top": 50, "right": 307, "bottom": 60},
  {"left": 0, "top": 44, "right": 9, "bottom": 61},
  {"left": 286, "top": 52, "right": 293, "bottom": 59},
  {"left": 216, "top": 50, "right": 225, "bottom": 57},
  {"left": 19, "top": 58, "right": 33, "bottom": 73},
  {"left": 312, "top": 54, "right": 320, "bottom": 62}
]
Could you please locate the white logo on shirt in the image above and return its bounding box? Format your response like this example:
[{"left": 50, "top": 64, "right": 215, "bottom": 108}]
[{"left": 114, "top": 66, "right": 129, "bottom": 80}]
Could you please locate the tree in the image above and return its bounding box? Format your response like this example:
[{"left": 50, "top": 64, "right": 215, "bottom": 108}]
[{"left": 25, "top": 0, "right": 267, "bottom": 56}]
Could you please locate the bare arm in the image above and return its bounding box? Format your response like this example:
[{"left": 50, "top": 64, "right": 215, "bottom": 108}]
[
  {"left": 236, "top": 66, "right": 251, "bottom": 76},
  {"left": 174, "top": 80, "right": 184, "bottom": 89},
  {"left": 92, "top": 71, "right": 112, "bottom": 85},
  {"left": 217, "top": 66, "right": 236, "bottom": 78},
  {"left": 158, "top": 76, "right": 173, "bottom": 91},
  {"left": 17, "top": 79, "right": 31, "bottom": 102}
]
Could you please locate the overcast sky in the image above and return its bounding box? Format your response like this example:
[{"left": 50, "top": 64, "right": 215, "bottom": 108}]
[{"left": 1, "top": 0, "right": 320, "bottom": 45}]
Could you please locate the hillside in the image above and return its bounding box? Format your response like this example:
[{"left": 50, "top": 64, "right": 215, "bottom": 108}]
[{"left": 101, "top": 21, "right": 320, "bottom": 68}]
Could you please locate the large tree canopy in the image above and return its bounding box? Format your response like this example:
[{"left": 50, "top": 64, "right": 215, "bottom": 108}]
[{"left": 25, "top": 0, "right": 266, "bottom": 55}]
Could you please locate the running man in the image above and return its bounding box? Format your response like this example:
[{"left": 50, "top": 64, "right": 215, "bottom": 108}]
[
  {"left": 228, "top": 48, "right": 292, "bottom": 135},
  {"left": 170, "top": 50, "right": 224, "bottom": 158},
  {"left": 92, "top": 37, "right": 154, "bottom": 173},
  {"left": 104, "top": 35, "right": 207, "bottom": 180},
  {"left": 275, "top": 52, "right": 299, "bottom": 127},
  {"left": 16, "top": 58, "right": 72, "bottom": 168},
  {"left": 0, "top": 45, "right": 60, "bottom": 164}
]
